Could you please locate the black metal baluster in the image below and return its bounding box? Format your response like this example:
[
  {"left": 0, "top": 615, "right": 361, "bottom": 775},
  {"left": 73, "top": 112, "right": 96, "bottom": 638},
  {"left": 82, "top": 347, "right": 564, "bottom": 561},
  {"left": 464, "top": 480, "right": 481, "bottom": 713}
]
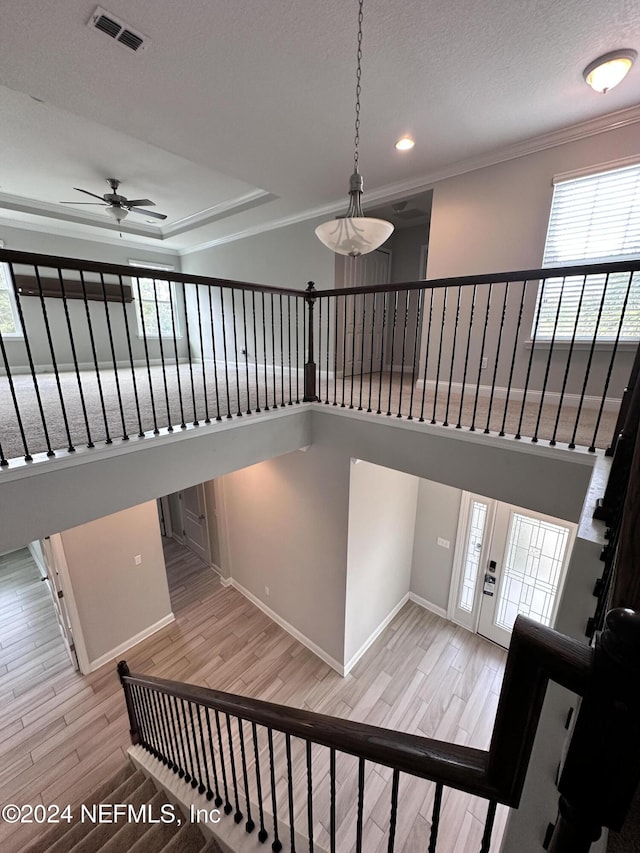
[
  {"left": 242, "top": 289, "right": 252, "bottom": 414},
  {"left": 325, "top": 295, "right": 330, "bottom": 405},
  {"left": 330, "top": 748, "right": 336, "bottom": 853},
  {"left": 26, "top": 264, "right": 73, "bottom": 454},
  {"left": 500, "top": 281, "right": 526, "bottom": 437},
  {"left": 428, "top": 783, "right": 443, "bottom": 853},
  {"left": 168, "top": 275, "right": 186, "bottom": 429},
  {"left": 251, "top": 722, "right": 269, "bottom": 842},
  {"left": 306, "top": 741, "right": 314, "bottom": 853},
  {"left": 431, "top": 288, "right": 447, "bottom": 424},
  {"left": 196, "top": 285, "right": 211, "bottom": 424},
  {"left": 318, "top": 295, "right": 324, "bottom": 405},
  {"left": 457, "top": 285, "right": 476, "bottom": 429},
  {"left": 397, "top": 291, "right": 410, "bottom": 418},
  {"left": 358, "top": 294, "right": 366, "bottom": 410},
  {"left": 134, "top": 276, "right": 159, "bottom": 435},
  {"left": 252, "top": 291, "right": 261, "bottom": 412},
  {"left": 302, "top": 291, "right": 307, "bottom": 408},
  {"left": 230, "top": 289, "right": 243, "bottom": 416},
  {"left": 479, "top": 800, "right": 497, "bottom": 853},
  {"left": 131, "top": 685, "right": 150, "bottom": 752},
  {"left": 271, "top": 293, "right": 277, "bottom": 409},
  {"left": 164, "top": 691, "right": 184, "bottom": 776},
  {"left": 173, "top": 696, "right": 190, "bottom": 781},
  {"left": 152, "top": 690, "right": 170, "bottom": 766},
  {"left": 368, "top": 293, "right": 377, "bottom": 412},
  {"left": 118, "top": 274, "right": 144, "bottom": 437},
  {"left": 180, "top": 698, "right": 198, "bottom": 787},
  {"left": 387, "top": 290, "right": 398, "bottom": 416},
  {"left": 377, "top": 292, "right": 387, "bottom": 415},
  {"left": 333, "top": 296, "right": 339, "bottom": 406},
  {"left": 79, "top": 271, "right": 110, "bottom": 444},
  {"left": 267, "top": 728, "right": 282, "bottom": 851},
  {"left": 285, "top": 734, "right": 296, "bottom": 853},
  {"left": 419, "top": 289, "right": 434, "bottom": 422},
  {"left": 204, "top": 708, "right": 223, "bottom": 805},
  {"left": 296, "top": 295, "right": 301, "bottom": 404},
  {"left": 551, "top": 276, "right": 587, "bottom": 446},
  {"left": 590, "top": 271, "right": 635, "bottom": 452},
  {"left": 470, "top": 284, "right": 492, "bottom": 432},
  {"left": 407, "top": 290, "right": 423, "bottom": 420},
  {"left": 485, "top": 282, "right": 509, "bottom": 434},
  {"left": 281, "top": 294, "right": 287, "bottom": 407},
  {"left": 387, "top": 769, "right": 399, "bottom": 853},
  {"left": 141, "top": 688, "right": 161, "bottom": 759},
  {"left": 355, "top": 757, "right": 365, "bottom": 853},
  {"left": 137, "top": 686, "right": 157, "bottom": 755},
  {"left": 341, "top": 294, "right": 348, "bottom": 407},
  {"left": 444, "top": 286, "right": 461, "bottom": 426},
  {"left": 349, "top": 291, "right": 358, "bottom": 409},
  {"left": 225, "top": 714, "right": 243, "bottom": 822},
  {"left": 287, "top": 295, "right": 293, "bottom": 406},
  {"left": 237, "top": 719, "right": 255, "bottom": 832},
  {"left": 262, "top": 292, "right": 270, "bottom": 411},
  {"left": 207, "top": 288, "right": 222, "bottom": 422},
  {"left": 196, "top": 705, "right": 213, "bottom": 798},
  {"left": 214, "top": 710, "right": 233, "bottom": 814},
  {"left": 152, "top": 279, "right": 173, "bottom": 432},
  {"left": 0, "top": 325, "right": 35, "bottom": 463},
  {"left": 219, "top": 287, "right": 233, "bottom": 418},
  {"left": 56, "top": 269, "right": 94, "bottom": 448},
  {"left": 182, "top": 282, "right": 199, "bottom": 426},
  {"left": 161, "top": 692, "right": 179, "bottom": 772},
  {"left": 186, "top": 701, "right": 204, "bottom": 788},
  {"left": 533, "top": 276, "right": 566, "bottom": 443},
  {"left": 96, "top": 273, "right": 127, "bottom": 440},
  {"left": 516, "top": 278, "right": 544, "bottom": 440}
]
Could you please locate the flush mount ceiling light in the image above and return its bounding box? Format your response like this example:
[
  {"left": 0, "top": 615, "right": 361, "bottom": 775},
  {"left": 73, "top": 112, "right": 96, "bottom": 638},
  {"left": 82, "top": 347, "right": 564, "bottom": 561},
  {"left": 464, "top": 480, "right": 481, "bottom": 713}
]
[
  {"left": 315, "top": 0, "right": 394, "bottom": 257},
  {"left": 395, "top": 136, "right": 415, "bottom": 151},
  {"left": 583, "top": 49, "right": 637, "bottom": 93}
]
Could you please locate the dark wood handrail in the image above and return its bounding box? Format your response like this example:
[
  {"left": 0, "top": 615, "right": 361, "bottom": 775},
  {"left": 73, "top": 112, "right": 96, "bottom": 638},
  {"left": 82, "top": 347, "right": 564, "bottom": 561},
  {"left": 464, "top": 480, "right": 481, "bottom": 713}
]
[
  {"left": 0, "top": 248, "right": 304, "bottom": 298},
  {"left": 120, "top": 614, "right": 592, "bottom": 808},
  {"left": 313, "top": 258, "right": 640, "bottom": 298}
]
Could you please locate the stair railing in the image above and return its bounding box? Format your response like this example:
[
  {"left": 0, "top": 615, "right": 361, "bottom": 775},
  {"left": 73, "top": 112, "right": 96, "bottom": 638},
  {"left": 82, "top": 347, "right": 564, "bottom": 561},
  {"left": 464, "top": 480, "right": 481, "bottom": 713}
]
[{"left": 118, "top": 607, "right": 640, "bottom": 853}]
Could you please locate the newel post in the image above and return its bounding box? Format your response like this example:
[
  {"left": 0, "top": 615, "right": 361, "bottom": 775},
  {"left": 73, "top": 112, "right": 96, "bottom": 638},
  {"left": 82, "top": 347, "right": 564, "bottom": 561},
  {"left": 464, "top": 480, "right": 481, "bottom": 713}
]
[
  {"left": 548, "top": 609, "right": 640, "bottom": 852},
  {"left": 117, "top": 660, "right": 141, "bottom": 746},
  {"left": 303, "top": 281, "right": 318, "bottom": 402}
]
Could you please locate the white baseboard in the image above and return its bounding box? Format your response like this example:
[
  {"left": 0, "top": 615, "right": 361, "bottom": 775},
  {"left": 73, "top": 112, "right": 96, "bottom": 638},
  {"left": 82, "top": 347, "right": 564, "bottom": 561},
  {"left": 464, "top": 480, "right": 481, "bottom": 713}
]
[
  {"left": 3, "top": 357, "right": 189, "bottom": 377},
  {"left": 415, "top": 379, "right": 621, "bottom": 413},
  {"left": 343, "top": 592, "right": 410, "bottom": 676},
  {"left": 218, "top": 575, "right": 233, "bottom": 587},
  {"left": 408, "top": 592, "right": 448, "bottom": 620},
  {"left": 226, "top": 578, "right": 344, "bottom": 675},
  {"left": 89, "top": 612, "right": 175, "bottom": 672}
]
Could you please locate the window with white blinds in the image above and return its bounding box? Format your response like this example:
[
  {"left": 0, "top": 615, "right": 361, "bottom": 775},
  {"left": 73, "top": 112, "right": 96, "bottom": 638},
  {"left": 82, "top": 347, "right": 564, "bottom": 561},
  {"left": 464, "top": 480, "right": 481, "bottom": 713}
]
[{"left": 533, "top": 163, "right": 640, "bottom": 341}]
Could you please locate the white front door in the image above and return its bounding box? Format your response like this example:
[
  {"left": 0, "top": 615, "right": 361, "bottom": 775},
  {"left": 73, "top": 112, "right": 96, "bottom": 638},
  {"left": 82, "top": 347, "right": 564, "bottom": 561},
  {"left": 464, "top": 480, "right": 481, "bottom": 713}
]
[
  {"left": 181, "top": 485, "right": 211, "bottom": 564},
  {"left": 450, "top": 495, "right": 576, "bottom": 648}
]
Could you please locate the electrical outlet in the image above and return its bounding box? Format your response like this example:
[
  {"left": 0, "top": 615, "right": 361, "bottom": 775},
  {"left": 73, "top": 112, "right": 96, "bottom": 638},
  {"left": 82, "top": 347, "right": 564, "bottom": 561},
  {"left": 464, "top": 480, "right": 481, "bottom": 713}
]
[
  {"left": 241, "top": 347, "right": 247, "bottom": 356},
  {"left": 437, "top": 537, "right": 450, "bottom": 549},
  {"left": 134, "top": 554, "right": 142, "bottom": 565},
  {"left": 481, "top": 357, "right": 488, "bottom": 369},
  {"left": 265, "top": 585, "right": 270, "bottom": 596}
]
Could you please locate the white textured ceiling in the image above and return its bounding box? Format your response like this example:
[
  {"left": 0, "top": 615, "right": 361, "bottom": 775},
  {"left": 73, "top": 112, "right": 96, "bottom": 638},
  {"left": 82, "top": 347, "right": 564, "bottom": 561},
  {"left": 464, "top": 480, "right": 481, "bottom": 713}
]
[{"left": 0, "top": 0, "right": 638, "bottom": 252}]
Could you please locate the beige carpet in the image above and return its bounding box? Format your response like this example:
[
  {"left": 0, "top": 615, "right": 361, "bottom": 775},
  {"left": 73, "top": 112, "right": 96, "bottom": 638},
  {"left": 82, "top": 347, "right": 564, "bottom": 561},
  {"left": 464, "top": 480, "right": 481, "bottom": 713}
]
[{"left": 0, "top": 364, "right": 615, "bottom": 463}]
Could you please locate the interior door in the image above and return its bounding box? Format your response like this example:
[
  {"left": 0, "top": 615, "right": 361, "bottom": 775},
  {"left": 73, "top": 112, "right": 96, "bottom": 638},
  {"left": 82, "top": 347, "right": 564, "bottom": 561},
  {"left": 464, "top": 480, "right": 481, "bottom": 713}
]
[
  {"left": 477, "top": 505, "right": 576, "bottom": 648},
  {"left": 41, "top": 538, "right": 79, "bottom": 670},
  {"left": 181, "top": 485, "right": 211, "bottom": 564}
]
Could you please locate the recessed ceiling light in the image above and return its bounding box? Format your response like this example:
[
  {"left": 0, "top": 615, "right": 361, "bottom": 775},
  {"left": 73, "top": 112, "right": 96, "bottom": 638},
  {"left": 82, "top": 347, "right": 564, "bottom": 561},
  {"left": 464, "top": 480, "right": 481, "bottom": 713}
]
[
  {"left": 395, "top": 137, "right": 415, "bottom": 151},
  {"left": 583, "top": 49, "right": 637, "bottom": 93}
]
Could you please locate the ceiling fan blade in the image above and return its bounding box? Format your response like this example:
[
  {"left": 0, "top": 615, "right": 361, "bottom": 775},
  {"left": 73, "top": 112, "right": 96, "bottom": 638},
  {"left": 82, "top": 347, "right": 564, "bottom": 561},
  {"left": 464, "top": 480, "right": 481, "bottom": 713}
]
[
  {"left": 129, "top": 207, "right": 167, "bottom": 220},
  {"left": 60, "top": 201, "right": 107, "bottom": 205},
  {"left": 125, "top": 199, "right": 154, "bottom": 207},
  {"left": 74, "top": 187, "right": 108, "bottom": 201}
]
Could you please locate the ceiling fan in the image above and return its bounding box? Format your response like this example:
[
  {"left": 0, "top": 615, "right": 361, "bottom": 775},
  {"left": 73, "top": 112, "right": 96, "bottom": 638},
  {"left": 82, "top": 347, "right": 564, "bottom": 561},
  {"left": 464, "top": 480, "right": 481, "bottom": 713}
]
[{"left": 61, "top": 178, "right": 167, "bottom": 223}]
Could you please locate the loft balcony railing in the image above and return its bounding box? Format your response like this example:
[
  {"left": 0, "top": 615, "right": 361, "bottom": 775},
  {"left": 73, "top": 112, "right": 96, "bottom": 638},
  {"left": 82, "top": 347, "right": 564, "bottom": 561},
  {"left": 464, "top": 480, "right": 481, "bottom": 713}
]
[
  {"left": 118, "top": 607, "right": 640, "bottom": 853},
  {"left": 0, "top": 248, "right": 639, "bottom": 467}
]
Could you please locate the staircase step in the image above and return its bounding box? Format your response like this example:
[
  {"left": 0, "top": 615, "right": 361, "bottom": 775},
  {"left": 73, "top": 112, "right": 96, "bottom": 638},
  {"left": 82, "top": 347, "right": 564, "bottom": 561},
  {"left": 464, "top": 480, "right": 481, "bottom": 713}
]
[
  {"left": 22, "top": 763, "right": 140, "bottom": 853},
  {"left": 160, "top": 821, "right": 211, "bottom": 853},
  {"left": 126, "top": 813, "right": 185, "bottom": 853},
  {"left": 98, "top": 789, "right": 170, "bottom": 853}
]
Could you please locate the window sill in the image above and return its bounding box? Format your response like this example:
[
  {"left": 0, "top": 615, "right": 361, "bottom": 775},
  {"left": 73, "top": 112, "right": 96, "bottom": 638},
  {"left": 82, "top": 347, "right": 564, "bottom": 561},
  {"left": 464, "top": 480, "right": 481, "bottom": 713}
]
[{"left": 525, "top": 339, "right": 639, "bottom": 351}]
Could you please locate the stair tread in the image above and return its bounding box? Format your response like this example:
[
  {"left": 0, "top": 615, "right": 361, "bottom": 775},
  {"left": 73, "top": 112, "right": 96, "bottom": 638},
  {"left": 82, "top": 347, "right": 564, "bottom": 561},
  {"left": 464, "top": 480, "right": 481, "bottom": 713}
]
[
  {"left": 98, "top": 789, "right": 170, "bottom": 853},
  {"left": 161, "top": 821, "right": 211, "bottom": 853}
]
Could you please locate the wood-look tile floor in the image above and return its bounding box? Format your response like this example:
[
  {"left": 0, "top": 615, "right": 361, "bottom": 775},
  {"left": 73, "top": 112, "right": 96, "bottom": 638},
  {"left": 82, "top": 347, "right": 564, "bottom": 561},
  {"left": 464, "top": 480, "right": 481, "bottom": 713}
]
[{"left": 0, "top": 541, "right": 508, "bottom": 852}]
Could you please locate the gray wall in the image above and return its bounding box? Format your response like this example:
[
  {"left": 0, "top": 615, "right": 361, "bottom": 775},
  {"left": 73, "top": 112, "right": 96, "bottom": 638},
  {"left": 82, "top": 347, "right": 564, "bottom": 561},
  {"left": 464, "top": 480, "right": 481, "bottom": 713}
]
[
  {"left": 344, "top": 460, "right": 419, "bottom": 663},
  {"left": 220, "top": 443, "right": 350, "bottom": 664},
  {"left": 422, "top": 122, "right": 640, "bottom": 401},
  {"left": 58, "top": 500, "right": 172, "bottom": 665},
  {"left": 1, "top": 223, "right": 187, "bottom": 371},
  {"left": 411, "top": 479, "right": 462, "bottom": 610}
]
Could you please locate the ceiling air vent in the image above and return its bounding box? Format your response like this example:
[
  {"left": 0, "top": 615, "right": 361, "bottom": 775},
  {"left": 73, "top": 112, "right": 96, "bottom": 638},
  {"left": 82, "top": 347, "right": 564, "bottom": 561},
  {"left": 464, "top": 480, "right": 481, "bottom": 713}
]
[{"left": 87, "top": 6, "right": 150, "bottom": 53}]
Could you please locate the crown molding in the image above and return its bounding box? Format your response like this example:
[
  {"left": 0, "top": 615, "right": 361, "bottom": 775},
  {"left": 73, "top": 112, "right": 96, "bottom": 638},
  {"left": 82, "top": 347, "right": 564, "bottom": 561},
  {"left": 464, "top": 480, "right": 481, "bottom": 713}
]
[
  {"left": 162, "top": 190, "right": 277, "bottom": 238},
  {"left": 181, "top": 104, "right": 640, "bottom": 255}
]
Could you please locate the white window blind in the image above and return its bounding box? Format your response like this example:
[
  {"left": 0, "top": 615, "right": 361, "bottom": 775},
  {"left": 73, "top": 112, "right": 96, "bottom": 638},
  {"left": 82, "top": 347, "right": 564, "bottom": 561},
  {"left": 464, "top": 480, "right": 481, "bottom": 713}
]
[
  {"left": 0, "top": 264, "right": 20, "bottom": 336},
  {"left": 534, "top": 163, "right": 640, "bottom": 341}
]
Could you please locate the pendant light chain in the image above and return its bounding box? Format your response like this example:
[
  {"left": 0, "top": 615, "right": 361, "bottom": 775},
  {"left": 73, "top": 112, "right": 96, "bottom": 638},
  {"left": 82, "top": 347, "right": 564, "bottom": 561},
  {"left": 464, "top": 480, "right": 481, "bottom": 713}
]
[{"left": 353, "top": 0, "right": 364, "bottom": 174}]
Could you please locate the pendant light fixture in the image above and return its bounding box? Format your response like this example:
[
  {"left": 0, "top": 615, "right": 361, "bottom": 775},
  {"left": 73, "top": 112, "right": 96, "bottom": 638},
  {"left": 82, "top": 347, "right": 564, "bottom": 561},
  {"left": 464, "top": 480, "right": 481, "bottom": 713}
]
[{"left": 315, "top": 0, "right": 394, "bottom": 257}]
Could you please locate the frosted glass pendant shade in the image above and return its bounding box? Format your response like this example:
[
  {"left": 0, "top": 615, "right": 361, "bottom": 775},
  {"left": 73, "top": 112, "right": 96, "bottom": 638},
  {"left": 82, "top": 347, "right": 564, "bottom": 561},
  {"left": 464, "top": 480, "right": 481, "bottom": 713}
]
[{"left": 315, "top": 216, "right": 394, "bottom": 257}]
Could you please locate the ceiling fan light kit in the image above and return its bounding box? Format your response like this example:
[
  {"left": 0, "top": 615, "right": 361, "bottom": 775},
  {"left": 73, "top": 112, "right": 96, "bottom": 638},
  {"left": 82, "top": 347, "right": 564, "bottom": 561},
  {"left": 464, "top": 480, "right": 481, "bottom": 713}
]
[
  {"left": 61, "top": 178, "right": 168, "bottom": 223},
  {"left": 315, "top": 0, "right": 393, "bottom": 257}
]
